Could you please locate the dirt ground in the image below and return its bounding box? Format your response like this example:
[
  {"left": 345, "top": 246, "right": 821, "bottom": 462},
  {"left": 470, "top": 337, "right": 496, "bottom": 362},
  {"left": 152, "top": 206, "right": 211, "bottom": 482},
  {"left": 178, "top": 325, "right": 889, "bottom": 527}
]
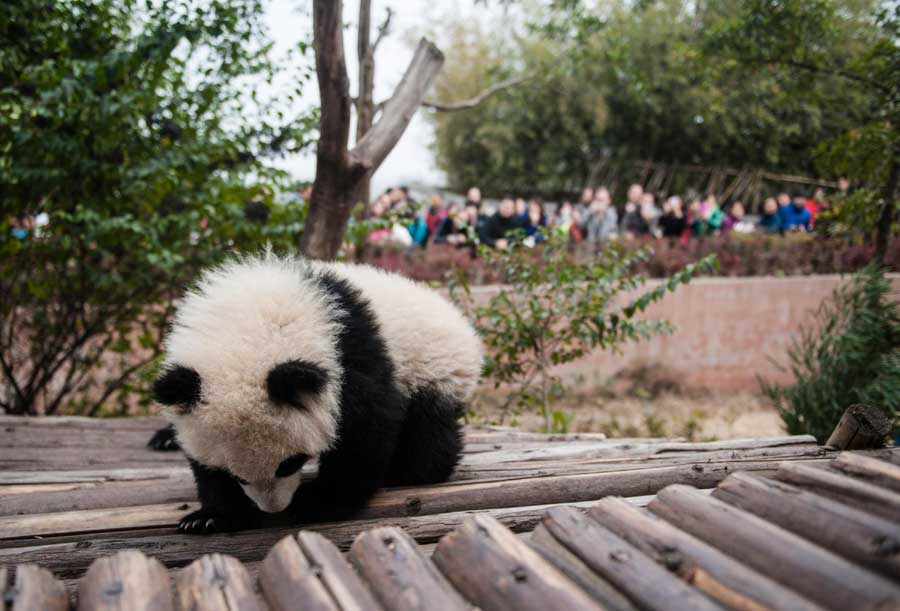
[{"left": 468, "top": 365, "right": 785, "bottom": 441}]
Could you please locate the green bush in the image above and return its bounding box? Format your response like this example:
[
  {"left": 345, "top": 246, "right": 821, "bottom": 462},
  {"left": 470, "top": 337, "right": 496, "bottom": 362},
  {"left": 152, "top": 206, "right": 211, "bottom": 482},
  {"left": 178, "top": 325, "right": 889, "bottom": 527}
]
[
  {"left": 762, "top": 265, "right": 900, "bottom": 442},
  {"left": 449, "top": 233, "right": 717, "bottom": 432},
  {"left": 0, "top": 0, "right": 314, "bottom": 415}
]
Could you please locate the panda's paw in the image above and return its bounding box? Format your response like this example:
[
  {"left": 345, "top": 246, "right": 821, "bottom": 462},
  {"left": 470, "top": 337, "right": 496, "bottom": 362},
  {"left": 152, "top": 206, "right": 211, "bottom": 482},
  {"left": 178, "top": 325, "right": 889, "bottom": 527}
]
[
  {"left": 178, "top": 510, "right": 243, "bottom": 534},
  {"left": 147, "top": 426, "right": 180, "bottom": 451}
]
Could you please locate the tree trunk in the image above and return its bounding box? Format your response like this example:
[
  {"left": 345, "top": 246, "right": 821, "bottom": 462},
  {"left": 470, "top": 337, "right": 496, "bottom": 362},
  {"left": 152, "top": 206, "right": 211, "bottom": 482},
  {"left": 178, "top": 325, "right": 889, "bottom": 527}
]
[
  {"left": 299, "top": 0, "right": 443, "bottom": 261},
  {"left": 875, "top": 152, "right": 898, "bottom": 262}
]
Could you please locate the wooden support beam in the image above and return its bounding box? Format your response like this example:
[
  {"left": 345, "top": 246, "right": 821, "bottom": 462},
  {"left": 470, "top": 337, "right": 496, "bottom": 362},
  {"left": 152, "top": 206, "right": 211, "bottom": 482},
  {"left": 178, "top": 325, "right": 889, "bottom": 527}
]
[
  {"left": 831, "top": 452, "right": 900, "bottom": 493},
  {"left": 433, "top": 514, "right": 603, "bottom": 611},
  {"left": 261, "top": 531, "right": 382, "bottom": 611},
  {"left": 77, "top": 550, "right": 171, "bottom": 611},
  {"left": 538, "top": 506, "right": 724, "bottom": 611},
  {"left": 826, "top": 404, "right": 891, "bottom": 450},
  {"left": 589, "top": 496, "right": 824, "bottom": 611},
  {"left": 650, "top": 485, "right": 900, "bottom": 611},
  {"left": 175, "top": 554, "right": 260, "bottom": 611},
  {"left": 6, "top": 565, "right": 69, "bottom": 611},
  {"left": 774, "top": 462, "right": 900, "bottom": 523},
  {"left": 349, "top": 527, "right": 468, "bottom": 611},
  {"left": 714, "top": 472, "right": 900, "bottom": 580}
]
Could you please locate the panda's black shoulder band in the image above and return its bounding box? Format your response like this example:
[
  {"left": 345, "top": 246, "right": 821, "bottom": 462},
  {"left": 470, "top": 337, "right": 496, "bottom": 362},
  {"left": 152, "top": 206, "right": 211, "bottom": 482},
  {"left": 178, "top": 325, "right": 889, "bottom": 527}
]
[
  {"left": 267, "top": 359, "right": 328, "bottom": 407},
  {"left": 152, "top": 365, "right": 202, "bottom": 411}
]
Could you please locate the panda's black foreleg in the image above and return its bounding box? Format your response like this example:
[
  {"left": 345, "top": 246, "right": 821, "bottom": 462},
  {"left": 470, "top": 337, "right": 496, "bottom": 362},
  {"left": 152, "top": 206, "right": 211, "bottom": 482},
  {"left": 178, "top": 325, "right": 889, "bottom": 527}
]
[
  {"left": 180, "top": 457, "right": 266, "bottom": 534},
  {"left": 385, "top": 386, "right": 465, "bottom": 486},
  {"left": 289, "top": 373, "right": 407, "bottom": 523},
  {"left": 147, "top": 424, "right": 179, "bottom": 451}
]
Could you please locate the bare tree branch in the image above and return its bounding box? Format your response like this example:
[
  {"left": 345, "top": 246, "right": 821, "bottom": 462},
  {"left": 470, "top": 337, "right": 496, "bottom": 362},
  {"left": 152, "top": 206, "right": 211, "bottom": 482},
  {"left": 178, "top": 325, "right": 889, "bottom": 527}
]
[
  {"left": 349, "top": 37, "right": 445, "bottom": 172},
  {"left": 372, "top": 7, "right": 393, "bottom": 51},
  {"left": 312, "top": 0, "right": 352, "bottom": 166},
  {"left": 422, "top": 73, "right": 533, "bottom": 112}
]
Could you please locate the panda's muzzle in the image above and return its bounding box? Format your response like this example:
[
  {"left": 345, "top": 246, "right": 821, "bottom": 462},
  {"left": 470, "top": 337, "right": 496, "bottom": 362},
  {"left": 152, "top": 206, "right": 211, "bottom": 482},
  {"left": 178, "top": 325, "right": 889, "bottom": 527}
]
[{"left": 239, "top": 472, "right": 302, "bottom": 513}]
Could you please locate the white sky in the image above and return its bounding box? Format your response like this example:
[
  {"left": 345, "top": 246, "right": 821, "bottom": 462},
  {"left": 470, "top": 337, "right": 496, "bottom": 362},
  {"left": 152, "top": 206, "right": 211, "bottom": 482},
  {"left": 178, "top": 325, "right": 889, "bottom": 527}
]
[{"left": 263, "top": 0, "right": 510, "bottom": 194}]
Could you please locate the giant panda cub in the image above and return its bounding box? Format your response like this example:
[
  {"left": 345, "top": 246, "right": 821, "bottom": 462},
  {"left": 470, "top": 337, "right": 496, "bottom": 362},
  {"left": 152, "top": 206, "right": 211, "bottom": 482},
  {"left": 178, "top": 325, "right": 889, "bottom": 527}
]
[{"left": 148, "top": 254, "right": 483, "bottom": 533}]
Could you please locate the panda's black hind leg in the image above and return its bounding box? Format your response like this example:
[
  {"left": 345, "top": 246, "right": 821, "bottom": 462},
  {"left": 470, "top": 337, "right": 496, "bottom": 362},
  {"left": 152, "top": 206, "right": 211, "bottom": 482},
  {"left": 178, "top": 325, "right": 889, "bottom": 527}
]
[
  {"left": 385, "top": 387, "right": 465, "bottom": 486},
  {"left": 147, "top": 424, "right": 179, "bottom": 451}
]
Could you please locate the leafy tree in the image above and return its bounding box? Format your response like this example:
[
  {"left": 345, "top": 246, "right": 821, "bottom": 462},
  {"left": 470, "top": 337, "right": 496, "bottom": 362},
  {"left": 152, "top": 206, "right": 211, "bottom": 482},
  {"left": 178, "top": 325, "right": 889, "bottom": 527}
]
[
  {"left": 704, "top": 0, "right": 899, "bottom": 258},
  {"left": 762, "top": 265, "right": 900, "bottom": 442},
  {"left": 0, "top": 0, "right": 315, "bottom": 415},
  {"left": 430, "top": 0, "right": 883, "bottom": 197},
  {"left": 449, "top": 234, "right": 718, "bottom": 432}
]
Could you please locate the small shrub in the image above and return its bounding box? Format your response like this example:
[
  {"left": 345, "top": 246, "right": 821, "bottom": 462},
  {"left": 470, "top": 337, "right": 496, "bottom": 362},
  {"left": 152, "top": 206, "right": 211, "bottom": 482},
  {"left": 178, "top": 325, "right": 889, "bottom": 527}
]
[
  {"left": 449, "top": 233, "right": 717, "bottom": 432},
  {"left": 761, "top": 264, "right": 900, "bottom": 442}
]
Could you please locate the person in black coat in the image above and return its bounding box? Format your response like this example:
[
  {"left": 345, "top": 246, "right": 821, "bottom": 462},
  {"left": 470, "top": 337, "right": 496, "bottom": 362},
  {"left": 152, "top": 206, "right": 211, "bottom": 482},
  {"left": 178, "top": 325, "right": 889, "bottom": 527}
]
[{"left": 480, "top": 196, "right": 523, "bottom": 248}]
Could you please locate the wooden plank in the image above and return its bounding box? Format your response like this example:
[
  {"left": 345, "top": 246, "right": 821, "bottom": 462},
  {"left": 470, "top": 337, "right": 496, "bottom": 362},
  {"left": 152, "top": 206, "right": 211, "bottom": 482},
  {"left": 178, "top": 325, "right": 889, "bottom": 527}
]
[
  {"left": 349, "top": 527, "right": 469, "bottom": 611},
  {"left": 831, "top": 451, "right": 900, "bottom": 493},
  {"left": 650, "top": 484, "right": 900, "bottom": 611},
  {"left": 432, "top": 514, "right": 602, "bottom": 611},
  {"left": 775, "top": 462, "right": 900, "bottom": 522},
  {"left": 589, "top": 496, "right": 825, "bottom": 611},
  {"left": 0, "top": 476, "right": 196, "bottom": 517},
  {"left": 461, "top": 436, "right": 817, "bottom": 465},
  {"left": 453, "top": 444, "right": 832, "bottom": 480},
  {"left": 0, "top": 416, "right": 166, "bottom": 430},
  {"left": 0, "top": 467, "right": 190, "bottom": 486},
  {"left": 529, "top": 524, "right": 639, "bottom": 611},
  {"left": 714, "top": 472, "right": 900, "bottom": 580},
  {"left": 261, "top": 532, "right": 382, "bottom": 611},
  {"left": 77, "top": 550, "right": 172, "bottom": 611},
  {"left": 0, "top": 499, "right": 608, "bottom": 578},
  {"left": 175, "top": 554, "right": 261, "bottom": 611},
  {"left": 0, "top": 502, "right": 200, "bottom": 540},
  {"left": 540, "top": 506, "right": 723, "bottom": 611},
  {"left": 0, "top": 447, "right": 186, "bottom": 471},
  {"left": 7, "top": 564, "right": 70, "bottom": 611}
]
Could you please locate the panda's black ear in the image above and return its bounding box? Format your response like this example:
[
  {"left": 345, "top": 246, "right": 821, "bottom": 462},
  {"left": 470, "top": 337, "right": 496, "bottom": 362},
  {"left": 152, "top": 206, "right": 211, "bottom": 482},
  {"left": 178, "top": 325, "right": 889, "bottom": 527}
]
[
  {"left": 152, "top": 365, "right": 202, "bottom": 411},
  {"left": 267, "top": 360, "right": 328, "bottom": 408}
]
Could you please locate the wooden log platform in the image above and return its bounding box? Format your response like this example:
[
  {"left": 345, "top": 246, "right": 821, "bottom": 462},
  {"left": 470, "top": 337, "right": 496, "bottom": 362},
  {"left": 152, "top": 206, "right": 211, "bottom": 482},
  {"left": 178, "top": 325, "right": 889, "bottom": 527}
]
[{"left": 1, "top": 415, "right": 899, "bottom": 609}]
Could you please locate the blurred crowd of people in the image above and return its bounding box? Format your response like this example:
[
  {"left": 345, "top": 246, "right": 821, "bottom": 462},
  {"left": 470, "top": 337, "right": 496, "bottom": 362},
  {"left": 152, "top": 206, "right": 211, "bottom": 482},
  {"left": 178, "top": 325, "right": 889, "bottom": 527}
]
[{"left": 365, "top": 182, "right": 834, "bottom": 251}]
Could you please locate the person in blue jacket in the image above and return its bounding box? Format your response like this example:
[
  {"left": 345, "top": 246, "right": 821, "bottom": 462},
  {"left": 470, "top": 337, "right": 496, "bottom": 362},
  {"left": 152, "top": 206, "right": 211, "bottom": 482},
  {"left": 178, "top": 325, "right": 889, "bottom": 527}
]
[{"left": 779, "top": 194, "right": 812, "bottom": 232}]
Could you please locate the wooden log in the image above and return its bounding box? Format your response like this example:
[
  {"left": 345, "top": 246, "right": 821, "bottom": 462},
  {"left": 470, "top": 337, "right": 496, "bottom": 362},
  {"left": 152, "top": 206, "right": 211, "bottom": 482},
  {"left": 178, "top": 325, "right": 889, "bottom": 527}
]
[
  {"left": 261, "top": 531, "right": 382, "bottom": 611},
  {"left": 714, "top": 472, "right": 900, "bottom": 580},
  {"left": 826, "top": 404, "right": 891, "bottom": 450},
  {"left": 7, "top": 564, "right": 70, "bottom": 611},
  {"left": 0, "top": 498, "right": 609, "bottom": 579},
  {"left": 432, "top": 514, "right": 602, "bottom": 611},
  {"left": 175, "top": 554, "right": 260, "bottom": 611},
  {"left": 774, "top": 462, "right": 900, "bottom": 522},
  {"left": 0, "top": 503, "right": 199, "bottom": 540},
  {"left": 831, "top": 451, "right": 900, "bottom": 493},
  {"left": 529, "top": 524, "right": 639, "bottom": 611},
  {"left": 539, "top": 506, "right": 723, "bottom": 611},
  {"left": 349, "top": 527, "right": 469, "bottom": 611},
  {"left": 589, "top": 497, "right": 825, "bottom": 611},
  {"left": 363, "top": 459, "right": 793, "bottom": 520},
  {"left": 650, "top": 484, "right": 900, "bottom": 611},
  {"left": 77, "top": 550, "right": 172, "bottom": 611}
]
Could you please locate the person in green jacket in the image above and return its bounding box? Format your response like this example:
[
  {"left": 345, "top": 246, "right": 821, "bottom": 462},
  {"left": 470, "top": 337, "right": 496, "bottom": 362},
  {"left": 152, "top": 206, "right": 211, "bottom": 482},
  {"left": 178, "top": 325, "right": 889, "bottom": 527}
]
[{"left": 692, "top": 193, "right": 724, "bottom": 238}]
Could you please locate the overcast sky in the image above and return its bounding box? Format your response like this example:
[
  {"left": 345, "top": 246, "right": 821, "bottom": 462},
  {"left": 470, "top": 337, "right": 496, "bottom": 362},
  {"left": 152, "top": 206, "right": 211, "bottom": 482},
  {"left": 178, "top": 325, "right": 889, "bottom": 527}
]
[{"left": 263, "top": 0, "right": 508, "bottom": 195}]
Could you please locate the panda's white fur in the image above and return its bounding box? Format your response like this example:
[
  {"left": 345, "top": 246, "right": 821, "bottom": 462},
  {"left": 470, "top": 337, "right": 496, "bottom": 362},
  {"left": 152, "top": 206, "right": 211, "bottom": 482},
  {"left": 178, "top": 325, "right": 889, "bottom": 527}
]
[{"left": 163, "top": 253, "right": 482, "bottom": 489}]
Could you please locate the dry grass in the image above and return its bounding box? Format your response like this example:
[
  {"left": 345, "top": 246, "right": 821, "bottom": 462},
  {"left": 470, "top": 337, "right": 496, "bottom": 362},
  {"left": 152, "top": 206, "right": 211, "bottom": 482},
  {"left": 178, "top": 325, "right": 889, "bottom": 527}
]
[{"left": 469, "top": 365, "right": 784, "bottom": 441}]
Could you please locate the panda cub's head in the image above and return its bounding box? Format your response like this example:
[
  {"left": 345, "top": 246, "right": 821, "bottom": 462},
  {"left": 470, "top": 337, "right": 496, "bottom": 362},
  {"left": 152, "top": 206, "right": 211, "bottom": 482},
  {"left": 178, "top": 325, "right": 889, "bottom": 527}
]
[{"left": 152, "top": 255, "right": 344, "bottom": 513}]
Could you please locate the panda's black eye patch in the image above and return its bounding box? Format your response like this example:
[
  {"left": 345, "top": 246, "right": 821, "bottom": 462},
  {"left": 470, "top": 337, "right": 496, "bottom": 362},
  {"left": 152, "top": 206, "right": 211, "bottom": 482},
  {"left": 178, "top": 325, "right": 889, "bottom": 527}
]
[
  {"left": 266, "top": 359, "right": 328, "bottom": 407},
  {"left": 152, "top": 365, "right": 201, "bottom": 411},
  {"left": 275, "top": 453, "right": 308, "bottom": 478}
]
